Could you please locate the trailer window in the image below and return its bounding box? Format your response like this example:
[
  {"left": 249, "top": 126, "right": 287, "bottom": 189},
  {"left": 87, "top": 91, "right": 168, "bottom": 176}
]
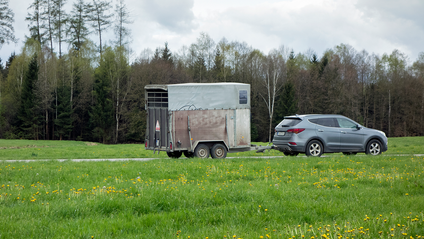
[
  {"left": 147, "top": 90, "right": 168, "bottom": 108},
  {"left": 239, "top": 90, "right": 247, "bottom": 104}
]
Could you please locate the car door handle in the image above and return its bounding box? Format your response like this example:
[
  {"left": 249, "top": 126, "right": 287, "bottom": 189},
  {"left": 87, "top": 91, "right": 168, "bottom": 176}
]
[
  {"left": 317, "top": 129, "right": 324, "bottom": 132},
  {"left": 341, "top": 131, "right": 347, "bottom": 134}
]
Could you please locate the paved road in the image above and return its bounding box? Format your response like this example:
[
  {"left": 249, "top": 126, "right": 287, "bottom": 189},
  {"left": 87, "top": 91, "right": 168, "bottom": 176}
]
[{"left": 2, "top": 154, "right": 424, "bottom": 163}]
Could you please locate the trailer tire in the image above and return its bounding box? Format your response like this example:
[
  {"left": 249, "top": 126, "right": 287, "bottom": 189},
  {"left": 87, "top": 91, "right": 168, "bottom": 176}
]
[
  {"left": 183, "top": 151, "right": 195, "bottom": 158},
  {"left": 167, "top": 151, "right": 182, "bottom": 158},
  {"left": 194, "top": 144, "right": 210, "bottom": 158},
  {"left": 211, "top": 144, "right": 227, "bottom": 159}
]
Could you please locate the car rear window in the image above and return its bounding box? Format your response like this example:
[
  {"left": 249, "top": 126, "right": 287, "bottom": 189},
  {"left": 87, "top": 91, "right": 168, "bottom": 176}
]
[
  {"left": 309, "top": 118, "right": 338, "bottom": 127},
  {"left": 278, "top": 118, "right": 301, "bottom": 127}
]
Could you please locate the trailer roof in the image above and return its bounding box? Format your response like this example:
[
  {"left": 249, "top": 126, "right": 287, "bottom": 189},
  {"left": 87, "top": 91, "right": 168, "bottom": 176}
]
[{"left": 145, "top": 83, "right": 250, "bottom": 111}]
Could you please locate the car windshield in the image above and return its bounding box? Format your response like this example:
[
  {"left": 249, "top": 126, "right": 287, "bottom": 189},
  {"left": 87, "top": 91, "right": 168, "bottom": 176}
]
[{"left": 278, "top": 118, "right": 301, "bottom": 127}]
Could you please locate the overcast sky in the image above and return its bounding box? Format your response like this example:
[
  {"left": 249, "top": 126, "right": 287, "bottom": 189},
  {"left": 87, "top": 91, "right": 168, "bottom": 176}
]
[{"left": 1, "top": 0, "right": 424, "bottom": 65}]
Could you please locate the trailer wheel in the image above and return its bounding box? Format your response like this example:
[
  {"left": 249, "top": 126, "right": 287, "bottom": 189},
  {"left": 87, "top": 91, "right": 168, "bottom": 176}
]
[
  {"left": 194, "top": 144, "right": 210, "bottom": 158},
  {"left": 183, "top": 151, "right": 195, "bottom": 158},
  {"left": 167, "top": 151, "right": 182, "bottom": 158},
  {"left": 211, "top": 144, "right": 227, "bottom": 159}
]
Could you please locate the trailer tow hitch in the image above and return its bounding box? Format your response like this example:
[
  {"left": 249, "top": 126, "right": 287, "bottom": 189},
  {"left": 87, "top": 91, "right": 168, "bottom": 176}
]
[{"left": 254, "top": 144, "right": 275, "bottom": 153}]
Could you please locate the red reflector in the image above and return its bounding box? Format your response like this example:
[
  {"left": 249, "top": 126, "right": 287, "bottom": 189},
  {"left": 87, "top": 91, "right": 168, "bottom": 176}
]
[
  {"left": 289, "top": 142, "right": 297, "bottom": 146},
  {"left": 170, "top": 142, "right": 173, "bottom": 150},
  {"left": 287, "top": 128, "right": 305, "bottom": 134}
]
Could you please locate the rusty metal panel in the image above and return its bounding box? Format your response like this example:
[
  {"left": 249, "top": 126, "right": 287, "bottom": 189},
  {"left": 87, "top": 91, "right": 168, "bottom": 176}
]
[{"left": 172, "top": 109, "right": 247, "bottom": 150}]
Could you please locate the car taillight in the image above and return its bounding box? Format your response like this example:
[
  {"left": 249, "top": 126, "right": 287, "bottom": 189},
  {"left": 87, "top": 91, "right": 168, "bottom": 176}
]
[
  {"left": 289, "top": 142, "right": 297, "bottom": 145},
  {"left": 170, "top": 142, "right": 173, "bottom": 150},
  {"left": 145, "top": 141, "right": 147, "bottom": 148},
  {"left": 287, "top": 128, "right": 305, "bottom": 134}
]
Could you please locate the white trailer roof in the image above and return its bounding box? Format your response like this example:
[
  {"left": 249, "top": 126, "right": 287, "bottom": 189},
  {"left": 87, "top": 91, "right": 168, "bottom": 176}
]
[{"left": 145, "top": 83, "right": 250, "bottom": 111}]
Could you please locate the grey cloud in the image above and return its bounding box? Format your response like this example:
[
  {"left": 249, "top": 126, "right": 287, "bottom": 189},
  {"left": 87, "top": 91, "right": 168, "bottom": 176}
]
[
  {"left": 140, "top": 0, "right": 196, "bottom": 33},
  {"left": 218, "top": 1, "right": 423, "bottom": 60},
  {"left": 355, "top": 0, "right": 424, "bottom": 24},
  {"left": 355, "top": 0, "right": 424, "bottom": 59}
]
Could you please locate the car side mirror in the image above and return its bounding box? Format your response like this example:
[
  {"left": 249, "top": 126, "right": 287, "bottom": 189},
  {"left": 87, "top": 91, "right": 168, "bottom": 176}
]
[{"left": 356, "top": 125, "right": 362, "bottom": 130}]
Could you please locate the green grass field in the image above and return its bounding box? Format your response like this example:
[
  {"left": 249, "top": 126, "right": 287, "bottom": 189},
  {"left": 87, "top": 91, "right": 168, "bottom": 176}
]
[
  {"left": 1, "top": 137, "right": 424, "bottom": 160},
  {"left": 0, "top": 138, "right": 424, "bottom": 238}
]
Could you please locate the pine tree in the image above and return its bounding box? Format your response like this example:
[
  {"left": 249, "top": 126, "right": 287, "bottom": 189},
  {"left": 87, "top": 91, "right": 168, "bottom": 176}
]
[
  {"left": 0, "top": 0, "right": 17, "bottom": 47},
  {"left": 212, "top": 47, "right": 223, "bottom": 81},
  {"left": 54, "top": 85, "right": 73, "bottom": 140},
  {"left": 273, "top": 81, "right": 298, "bottom": 127},
  {"left": 52, "top": 0, "right": 68, "bottom": 58},
  {"left": 161, "top": 42, "right": 173, "bottom": 65},
  {"left": 153, "top": 48, "right": 160, "bottom": 61},
  {"left": 114, "top": 0, "right": 131, "bottom": 48},
  {"left": 26, "top": 0, "right": 46, "bottom": 44},
  {"left": 89, "top": 48, "right": 114, "bottom": 143},
  {"left": 15, "top": 54, "right": 40, "bottom": 139},
  {"left": 194, "top": 55, "right": 206, "bottom": 82},
  {"left": 67, "top": 0, "right": 90, "bottom": 50},
  {"left": 87, "top": 0, "right": 113, "bottom": 57}
]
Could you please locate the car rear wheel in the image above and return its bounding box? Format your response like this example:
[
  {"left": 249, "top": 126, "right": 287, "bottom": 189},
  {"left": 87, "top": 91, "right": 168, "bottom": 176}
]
[
  {"left": 211, "top": 144, "right": 227, "bottom": 159},
  {"left": 194, "top": 144, "right": 210, "bottom": 158},
  {"left": 366, "top": 139, "right": 382, "bottom": 155},
  {"left": 183, "top": 151, "right": 195, "bottom": 158},
  {"left": 167, "top": 151, "right": 182, "bottom": 158},
  {"left": 306, "top": 140, "right": 323, "bottom": 157}
]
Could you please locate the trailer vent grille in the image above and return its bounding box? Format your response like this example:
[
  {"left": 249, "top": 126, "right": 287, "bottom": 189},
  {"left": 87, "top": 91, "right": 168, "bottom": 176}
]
[{"left": 147, "top": 90, "right": 168, "bottom": 108}]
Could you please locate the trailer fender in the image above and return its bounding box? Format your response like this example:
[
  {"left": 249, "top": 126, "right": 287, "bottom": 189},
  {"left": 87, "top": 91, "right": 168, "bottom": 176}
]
[{"left": 192, "top": 140, "right": 229, "bottom": 152}]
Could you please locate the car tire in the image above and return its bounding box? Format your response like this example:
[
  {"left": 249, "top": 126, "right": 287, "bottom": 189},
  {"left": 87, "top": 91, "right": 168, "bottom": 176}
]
[
  {"left": 183, "top": 151, "right": 195, "bottom": 158},
  {"left": 194, "top": 144, "right": 210, "bottom": 158},
  {"left": 343, "top": 152, "right": 357, "bottom": 156},
  {"left": 366, "top": 139, "right": 382, "bottom": 155},
  {"left": 284, "top": 152, "right": 299, "bottom": 156},
  {"left": 211, "top": 144, "right": 227, "bottom": 159},
  {"left": 167, "top": 151, "right": 182, "bottom": 158},
  {"left": 306, "top": 140, "right": 323, "bottom": 157}
]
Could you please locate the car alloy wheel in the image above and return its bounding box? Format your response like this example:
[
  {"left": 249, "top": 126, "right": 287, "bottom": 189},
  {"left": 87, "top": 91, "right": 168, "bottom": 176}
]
[
  {"left": 306, "top": 140, "right": 323, "bottom": 157},
  {"left": 366, "top": 139, "right": 381, "bottom": 155}
]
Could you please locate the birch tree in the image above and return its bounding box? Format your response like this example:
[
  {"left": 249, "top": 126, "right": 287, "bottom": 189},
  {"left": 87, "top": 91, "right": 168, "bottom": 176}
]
[{"left": 260, "top": 49, "right": 286, "bottom": 143}]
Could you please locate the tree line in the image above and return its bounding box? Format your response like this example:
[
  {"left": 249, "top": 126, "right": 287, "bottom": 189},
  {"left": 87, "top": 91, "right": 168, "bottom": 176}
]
[{"left": 1, "top": 0, "right": 424, "bottom": 143}]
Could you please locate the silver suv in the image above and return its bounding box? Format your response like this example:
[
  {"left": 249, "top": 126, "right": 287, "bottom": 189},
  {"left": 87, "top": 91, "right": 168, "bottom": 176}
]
[{"left": 272, "top": 114, "right": 388, "bottom": 157}]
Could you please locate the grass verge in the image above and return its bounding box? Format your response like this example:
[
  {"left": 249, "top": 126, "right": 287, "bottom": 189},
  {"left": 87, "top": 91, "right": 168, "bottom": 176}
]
[
  {"left": 0, "top": 154, "right": 423, "bottom": 238},
  {"left": 1, "top": 137, "right": 424, "bottom": 160}
]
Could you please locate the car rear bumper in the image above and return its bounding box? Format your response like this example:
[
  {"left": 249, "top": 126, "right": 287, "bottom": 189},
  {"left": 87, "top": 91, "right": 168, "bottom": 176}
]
[{"left": 272, "top": 140, "right": 305, "bottom": 153}]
